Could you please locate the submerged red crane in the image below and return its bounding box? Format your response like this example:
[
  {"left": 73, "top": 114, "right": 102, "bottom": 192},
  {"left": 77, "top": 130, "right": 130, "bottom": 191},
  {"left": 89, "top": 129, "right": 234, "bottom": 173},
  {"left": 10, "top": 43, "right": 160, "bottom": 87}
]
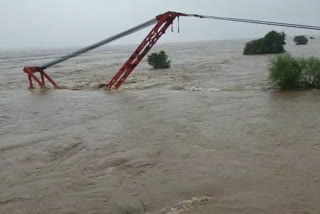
[{"left": 23, "top": 11, "right": 320, "bottom": 89}]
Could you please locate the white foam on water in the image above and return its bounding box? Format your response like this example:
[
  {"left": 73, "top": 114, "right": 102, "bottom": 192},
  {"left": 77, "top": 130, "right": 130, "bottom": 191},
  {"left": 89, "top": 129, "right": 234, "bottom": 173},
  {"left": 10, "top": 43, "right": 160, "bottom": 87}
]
[{"left": 150, "top": 196, "right": 213, "bottom": 214}]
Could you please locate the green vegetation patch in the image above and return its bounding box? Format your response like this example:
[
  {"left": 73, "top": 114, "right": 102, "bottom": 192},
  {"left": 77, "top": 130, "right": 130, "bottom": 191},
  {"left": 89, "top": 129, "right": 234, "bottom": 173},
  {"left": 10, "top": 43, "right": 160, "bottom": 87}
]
[
  {"left": 269, "top": 55, "right": 320, "bottom": 90},
  {"left": 244, "top": 31, "right": 286, "bottom": 55},
  {"left": 147, "top": 51, "right": 171, "bottom": 69},
  {"left": 294, "top": 35, "right": 309, "bottom": 45}
]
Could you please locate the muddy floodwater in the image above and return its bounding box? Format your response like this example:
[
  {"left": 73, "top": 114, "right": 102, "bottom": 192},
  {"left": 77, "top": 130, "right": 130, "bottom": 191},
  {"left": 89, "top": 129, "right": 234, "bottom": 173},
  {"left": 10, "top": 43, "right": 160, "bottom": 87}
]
[{"left": 0, "top": 39, "right": 320, "bottom": 214}]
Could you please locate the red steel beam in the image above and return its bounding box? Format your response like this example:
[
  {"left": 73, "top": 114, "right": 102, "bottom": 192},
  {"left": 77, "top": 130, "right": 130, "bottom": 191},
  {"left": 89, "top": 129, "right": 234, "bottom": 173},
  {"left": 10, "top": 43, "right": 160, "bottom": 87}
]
[
  {"left": 105, "top": 11, "right": 185, "bottom": 89},
  {"left": 23, "top": 66, "right": 58, "bottom": 89}
]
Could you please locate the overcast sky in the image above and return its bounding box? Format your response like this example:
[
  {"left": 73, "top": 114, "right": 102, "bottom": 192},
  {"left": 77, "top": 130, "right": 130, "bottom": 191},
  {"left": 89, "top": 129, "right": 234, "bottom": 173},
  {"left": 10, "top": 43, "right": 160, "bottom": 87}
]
[{"left": 1, "top": 0, "right": 320, "bottom": 50}]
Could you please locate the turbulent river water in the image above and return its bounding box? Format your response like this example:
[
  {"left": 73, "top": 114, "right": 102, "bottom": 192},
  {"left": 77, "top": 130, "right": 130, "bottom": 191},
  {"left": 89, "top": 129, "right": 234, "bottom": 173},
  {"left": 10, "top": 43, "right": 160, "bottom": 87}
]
[{"left": 0, "top": 39, "right": 320, "bottom": 214}]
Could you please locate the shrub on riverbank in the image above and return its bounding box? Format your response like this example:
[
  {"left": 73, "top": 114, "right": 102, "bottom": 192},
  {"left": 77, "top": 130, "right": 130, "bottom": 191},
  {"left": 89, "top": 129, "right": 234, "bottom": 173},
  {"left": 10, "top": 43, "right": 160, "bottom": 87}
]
[
  {"left": 294, "top": 35, "right": 309, "bottom": 45},
  {"left": 147, "top": 51, "right": 171, "bottom": 69},
  {"left": 269, "top": 55, "right": 320, "bottom": 89},
  {"left": 243, "top": 31, "right": 286, "bottom": 55}
]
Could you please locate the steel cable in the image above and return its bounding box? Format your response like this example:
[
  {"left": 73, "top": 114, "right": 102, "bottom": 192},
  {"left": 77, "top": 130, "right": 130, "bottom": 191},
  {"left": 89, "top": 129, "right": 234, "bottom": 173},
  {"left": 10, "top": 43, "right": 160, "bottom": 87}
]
[
  {"left": 40, "top": 12, "right": 320, "bottom": 69},
  {"left": 41, "top": 18, "right": 157, "bottom": 69},
  {"left": 186, "top": 13, "right": 320, "bottom": 31}
]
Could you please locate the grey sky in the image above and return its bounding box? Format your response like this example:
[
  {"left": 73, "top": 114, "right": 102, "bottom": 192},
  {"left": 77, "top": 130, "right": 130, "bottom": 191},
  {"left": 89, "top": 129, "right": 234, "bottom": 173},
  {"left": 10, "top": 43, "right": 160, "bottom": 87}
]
[{"left": 1, "top": 0, "right": 320, "bottom": 50}]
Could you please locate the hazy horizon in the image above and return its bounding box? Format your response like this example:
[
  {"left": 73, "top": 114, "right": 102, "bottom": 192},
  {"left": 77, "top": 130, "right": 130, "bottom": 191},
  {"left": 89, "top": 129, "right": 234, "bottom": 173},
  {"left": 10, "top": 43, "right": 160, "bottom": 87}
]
[{"left": 1, "top": 0, "right": 320, "bottom": 50}]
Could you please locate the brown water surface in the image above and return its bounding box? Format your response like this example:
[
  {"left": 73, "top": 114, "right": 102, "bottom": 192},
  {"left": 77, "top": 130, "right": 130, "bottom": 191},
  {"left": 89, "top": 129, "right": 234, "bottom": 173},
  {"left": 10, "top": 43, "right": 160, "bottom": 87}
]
[{"left": 0, "top": 39, "right": 320, "bottom": 213}]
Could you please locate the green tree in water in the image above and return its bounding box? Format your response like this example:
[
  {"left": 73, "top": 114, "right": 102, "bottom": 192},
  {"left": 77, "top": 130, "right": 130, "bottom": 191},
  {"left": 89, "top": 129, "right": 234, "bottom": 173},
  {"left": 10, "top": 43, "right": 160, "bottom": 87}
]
[
  {"left": 243, "top": 31, "right": 286, "bottom": 55},
  {"left": 269, "top": 55, "right": 320, "bottom": 89},
  {"left": 147, "top": 51, "right": 171, "bottom": 69},
  {"left": 294, "top": 35, "right": 309, "bottom": 45}
]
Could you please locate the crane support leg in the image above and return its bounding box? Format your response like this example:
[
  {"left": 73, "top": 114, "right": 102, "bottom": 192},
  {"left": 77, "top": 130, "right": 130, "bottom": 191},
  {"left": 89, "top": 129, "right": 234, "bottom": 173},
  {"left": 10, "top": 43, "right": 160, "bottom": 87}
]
[
  {"left": 105, "top": 12, "right": 184, "bottom": 89},
  {"left": 23, "top": 67, "right": 58, "bottom": 89}
]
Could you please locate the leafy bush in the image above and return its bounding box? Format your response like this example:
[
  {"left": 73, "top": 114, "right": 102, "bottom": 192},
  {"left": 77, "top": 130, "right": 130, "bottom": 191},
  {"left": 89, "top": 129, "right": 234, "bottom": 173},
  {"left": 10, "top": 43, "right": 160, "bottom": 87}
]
[
  {"left": 300, "top": 57, "right": 320, "bottom": 88},
  {"left": 147, "top": 51, "right": 171, "bottom": 69},
  {"left": 269, "top": 55, "right": 320, "bottom": 89},
  {"left": 269, "top": 55, "right": 303, "bottom": 89},
  {"left": 243, "top": 31, "right": 286, "bottom": 55},
  {"left": 294, "top": 35, "right": 309, "bottom": 45}
]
